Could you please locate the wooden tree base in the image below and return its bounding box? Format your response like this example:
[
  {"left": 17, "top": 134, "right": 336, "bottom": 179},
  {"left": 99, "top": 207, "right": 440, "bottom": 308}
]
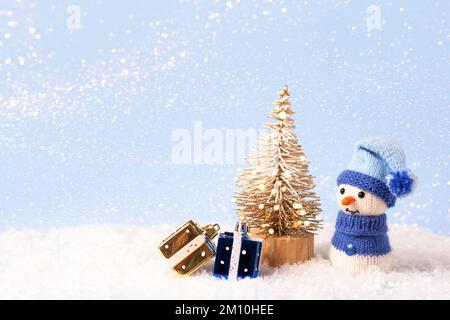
[{"left": 251, "top": 234, "right": 314, "bottom": 267}]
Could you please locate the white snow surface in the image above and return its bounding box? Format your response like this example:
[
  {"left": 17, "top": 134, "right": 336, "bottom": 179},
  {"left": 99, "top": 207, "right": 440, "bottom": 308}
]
[{"left": 0, "top": 223, "right": 449, "bottom": 300}]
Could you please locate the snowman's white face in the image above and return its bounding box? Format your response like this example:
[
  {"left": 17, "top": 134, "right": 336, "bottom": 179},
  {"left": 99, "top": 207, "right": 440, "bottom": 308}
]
[{"left": 337, "top": 184, "right": 387, "bottom": 216}]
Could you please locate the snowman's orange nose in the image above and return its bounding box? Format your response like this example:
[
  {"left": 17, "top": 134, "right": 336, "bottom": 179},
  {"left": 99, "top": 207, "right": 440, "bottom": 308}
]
[{"left": 341, "top": 196, "right": 356, "bottom": 206}]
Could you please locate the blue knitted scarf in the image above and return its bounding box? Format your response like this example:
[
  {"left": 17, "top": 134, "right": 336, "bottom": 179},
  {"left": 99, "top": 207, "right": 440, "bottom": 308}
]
[{"left": 331, "top": 211, "right": 391, "bottom": 256}]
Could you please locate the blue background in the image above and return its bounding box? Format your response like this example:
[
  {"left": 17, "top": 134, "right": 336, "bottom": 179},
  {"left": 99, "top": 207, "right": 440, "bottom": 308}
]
[{"left": 0, "top": 0, "right": 449, "bottom": 233}]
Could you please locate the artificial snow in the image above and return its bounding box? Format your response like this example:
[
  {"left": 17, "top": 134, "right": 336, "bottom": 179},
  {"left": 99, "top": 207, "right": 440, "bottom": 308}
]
[{"left": 0, "top": 223, "right": 449, "bottom": 300}]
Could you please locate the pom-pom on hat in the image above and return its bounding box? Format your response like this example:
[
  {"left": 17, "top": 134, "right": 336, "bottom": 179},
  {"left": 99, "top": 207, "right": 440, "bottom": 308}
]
[{"left": 337, "top": 136, "right": 416, "bottom": 208}]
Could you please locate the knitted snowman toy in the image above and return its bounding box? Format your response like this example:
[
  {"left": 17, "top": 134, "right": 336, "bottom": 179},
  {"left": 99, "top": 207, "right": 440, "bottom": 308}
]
[{"left": 329, "top": 137, "right": 416, "bottom": 274}]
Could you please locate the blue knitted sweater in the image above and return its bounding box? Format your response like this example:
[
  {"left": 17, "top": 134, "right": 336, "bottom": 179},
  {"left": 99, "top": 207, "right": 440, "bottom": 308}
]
[{"left": 331, "top": 211, "right": 391, "bottom": 256}]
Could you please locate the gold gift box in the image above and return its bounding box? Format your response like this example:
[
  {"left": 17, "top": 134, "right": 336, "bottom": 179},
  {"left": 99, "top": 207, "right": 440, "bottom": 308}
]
[{"left": 158, "top": 220, "right": 220, "bottom": 276}]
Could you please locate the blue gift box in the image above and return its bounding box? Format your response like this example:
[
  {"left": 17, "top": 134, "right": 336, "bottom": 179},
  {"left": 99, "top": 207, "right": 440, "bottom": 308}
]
[{"left": 213, "top": 221, "right": 262, "bottom": 279}]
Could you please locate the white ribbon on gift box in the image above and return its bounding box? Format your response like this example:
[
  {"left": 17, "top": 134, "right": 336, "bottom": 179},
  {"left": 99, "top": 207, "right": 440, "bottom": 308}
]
[
  {"left": 228, "top": 231, "right": 242, "bottom": 280},
  {"left": 167, "top": 235, "right": 206, "bottom": 268}
]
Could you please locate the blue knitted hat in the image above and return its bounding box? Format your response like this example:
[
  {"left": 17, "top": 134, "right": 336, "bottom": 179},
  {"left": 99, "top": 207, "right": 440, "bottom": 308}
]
[{"left": 337, "top": 137, "right": 416, "bottom": 208}]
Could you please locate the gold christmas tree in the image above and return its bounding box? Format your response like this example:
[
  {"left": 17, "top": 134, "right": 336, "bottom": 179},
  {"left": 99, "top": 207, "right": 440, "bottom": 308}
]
[{"left": 235, "top": 86, "right": 322, "bottom": 237}]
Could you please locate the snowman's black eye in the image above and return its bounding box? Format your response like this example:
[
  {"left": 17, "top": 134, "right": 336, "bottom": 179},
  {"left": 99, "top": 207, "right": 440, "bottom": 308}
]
[
  {"left": 358, "top": 191, "right": 366, "bottom": 199},
  {"left": 340, "top": 188, "right": 345, "bottom": 195}
]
